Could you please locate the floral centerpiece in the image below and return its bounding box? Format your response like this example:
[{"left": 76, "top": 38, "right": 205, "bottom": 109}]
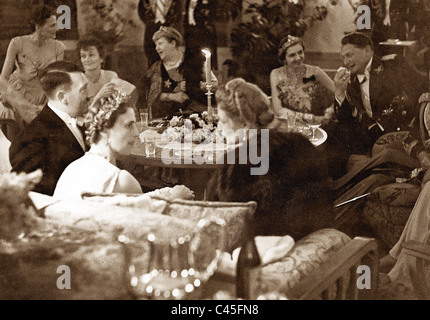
[{"left": 162, "top": 111, "right": 221, "bottom": 144}]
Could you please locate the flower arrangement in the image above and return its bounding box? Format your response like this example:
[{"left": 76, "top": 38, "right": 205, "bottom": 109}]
[
  {"left": 162, "top": 112, "right": 220, "bottom": 144},
  {"left": 0, "top": 170, "right": 43, "bottom": 241}
]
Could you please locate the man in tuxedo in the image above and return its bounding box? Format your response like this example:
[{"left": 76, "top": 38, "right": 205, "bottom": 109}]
[
  {"left": 325, "top": 32, "right": 429, "bottom": 177},
  {"left": 9, "top": 61, "right": 89, "bottom": 195}
]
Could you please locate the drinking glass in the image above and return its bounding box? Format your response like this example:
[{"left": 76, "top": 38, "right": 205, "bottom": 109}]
[
  {"left": 287, "top": 112, "right": 296, "bottom": 131},
  {"left": 140, "top": 109, "right": 149, "bottom": 127},
  {"left": 303, "top": 114, "right": 320, "bottom": 142},
  {"left": 118, "top": 217, "right": 225, "bottom": 300},
  {"left": 145, "top": 135, "right": 156, "bottom": 157}
]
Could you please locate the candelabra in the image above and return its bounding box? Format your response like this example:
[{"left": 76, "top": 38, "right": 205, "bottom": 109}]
[{"left": 205, "top": 81, "right": 214, "bottom": 122}]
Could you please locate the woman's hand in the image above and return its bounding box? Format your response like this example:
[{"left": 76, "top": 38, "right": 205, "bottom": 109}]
[
  {"left": 93, "top": 82, "right": 116, "bottom": 101},
  {"left": 170, "top": 92, "right": 189, "bottom": 103},
  {"left": 178, "top": 80, "right": 186, "bottom": 92}
]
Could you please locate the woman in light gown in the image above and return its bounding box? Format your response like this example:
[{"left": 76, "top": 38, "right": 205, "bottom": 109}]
[
  {"left": 0, "top": 4, "right": 65, "bottom": 127},
  {"left": 379, "top": 176, "right": 430, "bottom": 291},
  {"left": 270, "top": 35, "right": 335, "bottom": 124},
  {"left": 53, "top": 90, "right": 142, "bottom": 199}
]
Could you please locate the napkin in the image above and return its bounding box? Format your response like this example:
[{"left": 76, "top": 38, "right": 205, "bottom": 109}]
[{"left": 216, "top": 235, "right": 295, "bottom": 277}]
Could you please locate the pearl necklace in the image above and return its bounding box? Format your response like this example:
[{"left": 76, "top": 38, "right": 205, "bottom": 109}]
[{"left": 87, "top": 150, "right": 111, "bottom": 162}]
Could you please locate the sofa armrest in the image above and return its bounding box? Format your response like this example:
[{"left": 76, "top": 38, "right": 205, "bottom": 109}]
[{"left": 289, "top": 236, "right": 379, "bottom": 300}]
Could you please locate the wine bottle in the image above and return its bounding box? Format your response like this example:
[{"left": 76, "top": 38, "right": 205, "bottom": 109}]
[{"left": 236, "top": 233, "right": 261, "bottom": 299}]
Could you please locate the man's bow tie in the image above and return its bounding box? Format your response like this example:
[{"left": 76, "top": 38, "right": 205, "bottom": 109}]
[
  {"left": 302, "top": 75, "right": 316, "bottom": 84},
  {"left": 68, "top": 117, "right": 84, "bottom": 128},
  {"left": 68, "top": 118, "right": 77, "bottom": 128}
]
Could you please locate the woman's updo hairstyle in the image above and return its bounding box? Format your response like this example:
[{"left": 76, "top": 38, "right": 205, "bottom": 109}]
[
  {"left": 216, "top": 78, "right": 274, "bottom": 129},
  {"left": 152, "top": 26, "right": 184, "bottom": 47},
  {"left": 277, "top": 35, "right": 305, "bottom": 63},
  {"left": 77, "top": 37, "right": 107, "bottom": 60},
  {"left": 29, "top": 4, "right": 56, "bottom": 32},
  {"left": 84, "top": 90, "right": 131, "bottom": 145}
]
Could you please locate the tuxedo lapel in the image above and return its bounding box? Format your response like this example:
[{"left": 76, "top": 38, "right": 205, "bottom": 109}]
[
  {"left": 369, "top": 57, "right": 383, "bottom": 114},
  {"left": 41, "top": 107, "right": 86, "bottom": 152}
]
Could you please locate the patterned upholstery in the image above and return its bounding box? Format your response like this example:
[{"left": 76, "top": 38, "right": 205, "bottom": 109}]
[
  {"left": 153, "top": 197, "right": 258, "bottom": 253},
  {"left": 371, "top": 131, "right": 411, "bottom": 156},
  {"left": 363, "top": 183, "right": 421, "bottom": 248},
  {"left": 256, "top": 228, "right": 351, "bottom": 298}
]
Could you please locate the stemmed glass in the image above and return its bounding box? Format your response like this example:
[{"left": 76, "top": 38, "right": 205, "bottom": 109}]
[
  {"left": 303, "top": 114, "right": 320, "bottom": 142},
  {"left": 118, "top": 217, "right": 225, "bottom": 300}
]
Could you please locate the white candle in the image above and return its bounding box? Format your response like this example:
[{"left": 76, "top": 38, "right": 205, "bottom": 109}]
[{"left": 202, "top": 49, "right": 211, "bottom": 84}]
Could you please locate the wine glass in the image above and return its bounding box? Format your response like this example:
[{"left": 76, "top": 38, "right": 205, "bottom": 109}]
[
  {"left": 303, "top": 114, "right": 320, "bottom": 142},
  {"left": 118, "top": 217, "right": 225, "bottom": 300}
]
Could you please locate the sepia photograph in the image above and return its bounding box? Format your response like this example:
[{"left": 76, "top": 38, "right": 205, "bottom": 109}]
[{"left": 1, "top": 0, "right": 430, "bottom": 309}]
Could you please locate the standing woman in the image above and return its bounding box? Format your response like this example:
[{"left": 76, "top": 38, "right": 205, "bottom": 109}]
[
  {"left": 0, "top": 4, "right": 65, "bottom": 127},
  {"left": 270, "top": 35, "right": 335, "bottom": 124}
]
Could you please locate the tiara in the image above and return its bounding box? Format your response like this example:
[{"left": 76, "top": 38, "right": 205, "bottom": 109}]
[
  {"left": 279, "top": 35, "right": 301, "bottom": 53},
  {"left": 96, "top": 90, "right": 130, "bottom": 122},
  {"left": 85, "top": 90, "right": 131, "bottom": 144}
]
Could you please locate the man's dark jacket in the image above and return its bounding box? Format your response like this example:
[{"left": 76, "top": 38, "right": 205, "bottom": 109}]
[{"left": 9, "top": 106, "right": 86, "bottom": 195}]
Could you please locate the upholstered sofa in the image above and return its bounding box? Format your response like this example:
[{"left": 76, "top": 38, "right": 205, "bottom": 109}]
[{"left": 0, "top": 191, "right": 379, "bottom": 300}]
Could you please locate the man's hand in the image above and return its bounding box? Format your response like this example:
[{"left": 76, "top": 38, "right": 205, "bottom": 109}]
[{"left": 334, "top": 67, "right": 350, "bottom": 102}]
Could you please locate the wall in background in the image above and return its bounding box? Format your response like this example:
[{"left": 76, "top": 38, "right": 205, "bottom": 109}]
[{"left": 303, "top": 0, "right": 356, "bottom": 53}]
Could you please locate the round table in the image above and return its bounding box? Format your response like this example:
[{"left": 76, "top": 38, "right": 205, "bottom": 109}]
[{"left": 120, "top": 125, "right": 328, "bottom": 199}]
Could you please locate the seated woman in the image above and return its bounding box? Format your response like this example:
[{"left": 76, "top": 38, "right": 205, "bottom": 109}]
[
  {"left": 146, "top": 26, "right": 217, "bottom": 119},
  {"left": 77, "top": 37, "right": 138, "bottom": 108},
  {"left": 53, "top": 90, "right": 142, "bottom": 199},
  {"left": 270, "top": 35, "right": 335, "bottom": 124},
  {"left": 206, "top": 78, "right": 334, "bottom": 239}
]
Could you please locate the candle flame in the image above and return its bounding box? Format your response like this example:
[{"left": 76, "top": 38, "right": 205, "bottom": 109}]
[{"left": 201, "top": 49, "right": 211, "bottom": 57}]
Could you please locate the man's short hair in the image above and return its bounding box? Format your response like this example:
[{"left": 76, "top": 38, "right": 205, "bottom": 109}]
[
  {"left": 341, "top": 32, "right": 374, "bottom": 50},
  {"left": 39, "top": 61, "right": 84, "bottom": 97}
]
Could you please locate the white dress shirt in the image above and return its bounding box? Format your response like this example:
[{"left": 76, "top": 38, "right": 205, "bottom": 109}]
[{"left": 47, "top": 103, "right": 86, "bottom": 151}]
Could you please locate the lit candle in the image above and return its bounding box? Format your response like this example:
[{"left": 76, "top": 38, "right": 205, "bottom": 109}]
[{"left": 202, "top": 49, "right": 211, "bottom": 84}]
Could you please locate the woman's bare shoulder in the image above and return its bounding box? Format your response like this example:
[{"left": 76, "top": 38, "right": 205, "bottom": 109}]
[{"left": 116, "top": 169, "right": 143, "bottom": 194}]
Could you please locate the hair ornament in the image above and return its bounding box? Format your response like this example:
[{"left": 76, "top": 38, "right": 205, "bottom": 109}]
[
  {"left": 85, "top": 90, "right": 130, "bottom": 144},
  {"left": 278, "top": 35, "right": 304, "bottom": 62}
]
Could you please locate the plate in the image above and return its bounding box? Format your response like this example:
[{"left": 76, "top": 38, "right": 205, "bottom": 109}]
[
  {"left": 294, "top": 125, "right": 327, "bottom": 147},
  {"left": 312, "top": 128, "right": 327, "bottom": 147}
]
